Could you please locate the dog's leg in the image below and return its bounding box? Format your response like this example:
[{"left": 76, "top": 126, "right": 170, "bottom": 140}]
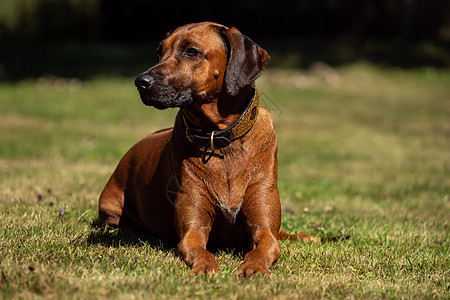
[
  {"left": 238, "top": 227, "right": 281, "bottom": 278},
  {"left": 178, "top": 228, "right": 218, "bottom": 276},
  {"left": 98, "top": 155, "right": 131, "bottom": 227},
  {"left": 277, "top": 229, "right": 320, "bottom": 243},
  {"left": 278, "top": 230, "right": 350, "bottom": 243},
  {"left": 99, "top": 181, "right": 125, "bottom": 227},
  {"left": 238, "top": 187, "right": 282, "bottom": 278},
  {"left": 175, "top": 195, "right": 218, "bottom": 276}
]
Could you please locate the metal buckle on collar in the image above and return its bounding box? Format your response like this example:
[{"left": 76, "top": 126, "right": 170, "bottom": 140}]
[{"left": 210, "top": 131, "right": 215, "bottom": 151}]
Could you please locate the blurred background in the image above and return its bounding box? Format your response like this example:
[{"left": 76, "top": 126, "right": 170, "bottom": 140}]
[
  {"left": 1, "top": 3, "right": 449, "bottom": 297},
  {"left": 0, "top": 0, "right": 449, "bottom": 80}
]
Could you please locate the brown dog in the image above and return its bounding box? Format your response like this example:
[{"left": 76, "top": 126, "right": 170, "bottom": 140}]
[{"left": 99, "top": 22, "right": 318, "bottom": 277}]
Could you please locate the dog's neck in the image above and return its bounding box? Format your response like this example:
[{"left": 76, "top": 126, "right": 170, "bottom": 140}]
[{"left": 181, "top": 85, "right": 254, "bottom": 131}]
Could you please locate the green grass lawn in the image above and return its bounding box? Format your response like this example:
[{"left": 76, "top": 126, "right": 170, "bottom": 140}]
[{"left": 0, "top": 63, "right": 449, "bottom": 298}]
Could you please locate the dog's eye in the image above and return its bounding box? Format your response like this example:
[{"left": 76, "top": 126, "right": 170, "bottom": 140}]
[{"left": 186, "top": 48, "right": 200, "bottom": 57}]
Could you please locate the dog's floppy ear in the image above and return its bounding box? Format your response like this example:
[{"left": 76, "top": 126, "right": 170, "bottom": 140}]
[
  {"left": 156, "top": 29, "right": 175, "bottom": 61},
  {"left": 221, "top": 27, "right": 270, "bottom": 96}
]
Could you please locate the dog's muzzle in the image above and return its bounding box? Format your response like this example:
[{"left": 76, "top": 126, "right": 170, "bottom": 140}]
[{"left": 135, "top": 74, "right": 193, "bottom": 110}]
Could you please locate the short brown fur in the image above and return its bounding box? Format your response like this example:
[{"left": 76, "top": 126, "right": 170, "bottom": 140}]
[{"left": 99, "top": 22, "right": 318, "bottom": 277}]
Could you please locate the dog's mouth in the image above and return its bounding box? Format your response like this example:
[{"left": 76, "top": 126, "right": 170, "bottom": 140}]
[{"left": 138, "top": 84, "right": 193, "bottom": 110}]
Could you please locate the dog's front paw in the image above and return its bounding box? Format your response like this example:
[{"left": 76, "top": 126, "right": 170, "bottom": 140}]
[
  {"left": 237, "top": 261, "right": 270, "bottom": 278},
  {"left": 190, "top": 257, "right": 219, "bottom": 276}
]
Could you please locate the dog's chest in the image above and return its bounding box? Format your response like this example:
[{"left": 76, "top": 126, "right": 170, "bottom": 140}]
[{"left": 204, "top": 158, "right": 250, "bottom": 223}]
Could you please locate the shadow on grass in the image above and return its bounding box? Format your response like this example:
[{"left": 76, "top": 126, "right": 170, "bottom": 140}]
[
  {"left": 86, "top": 218, "right": 350, "bottom": 261},
  {"left": 86, "top": 219, "right": 175, "bottom": 252},
  {"left": 86, "top": 219, "right": 248, "bottom": 257}
]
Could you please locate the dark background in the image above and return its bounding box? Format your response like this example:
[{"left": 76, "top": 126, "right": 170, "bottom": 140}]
[{"left": 0, "top": 0, "right": 449, "bottom": 80}]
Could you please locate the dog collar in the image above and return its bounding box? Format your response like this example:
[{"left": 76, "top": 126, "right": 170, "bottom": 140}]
[{"left": 183, "top": 87, "right": 259, "bottom": 150}]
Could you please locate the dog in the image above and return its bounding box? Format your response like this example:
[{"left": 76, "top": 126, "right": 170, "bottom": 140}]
[{"left": 99, "top": 22, "right": 319, "bottom": 277}]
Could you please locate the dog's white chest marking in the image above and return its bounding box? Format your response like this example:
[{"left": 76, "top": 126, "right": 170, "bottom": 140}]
[{"left": 217, "top": 202, "right": 241, "bottom": 224}]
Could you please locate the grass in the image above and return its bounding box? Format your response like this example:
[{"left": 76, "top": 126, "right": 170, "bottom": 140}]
[{"left": 0, "top": 63, "right": 449, "bottom": 298}]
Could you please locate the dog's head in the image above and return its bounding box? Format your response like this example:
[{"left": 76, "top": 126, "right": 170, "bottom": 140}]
[{"left": 135, "top": 22, "right": 270, "bottom": 109}]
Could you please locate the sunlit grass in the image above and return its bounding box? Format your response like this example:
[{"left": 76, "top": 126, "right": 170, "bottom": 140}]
[{"left": 1, "top": 63, "right": 449, "bottom": 298}]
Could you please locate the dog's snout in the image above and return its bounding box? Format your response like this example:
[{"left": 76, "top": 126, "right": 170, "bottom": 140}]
[{"left": 135, "top": 74, "right": 155, "bottom": 91}]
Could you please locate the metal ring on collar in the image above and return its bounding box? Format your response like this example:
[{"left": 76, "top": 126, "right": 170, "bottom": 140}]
[{"left": 210, "top": 131, "right": 215, "bottom": 151}]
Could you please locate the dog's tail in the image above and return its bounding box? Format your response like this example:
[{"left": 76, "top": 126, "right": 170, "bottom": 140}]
[{"left": 277, "top": 230, "right": 350, "bottom": 243}]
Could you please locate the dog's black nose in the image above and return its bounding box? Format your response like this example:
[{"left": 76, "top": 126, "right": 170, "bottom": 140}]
[{"left": 135, "top": 74, "right": 155, "bottom": 91}]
